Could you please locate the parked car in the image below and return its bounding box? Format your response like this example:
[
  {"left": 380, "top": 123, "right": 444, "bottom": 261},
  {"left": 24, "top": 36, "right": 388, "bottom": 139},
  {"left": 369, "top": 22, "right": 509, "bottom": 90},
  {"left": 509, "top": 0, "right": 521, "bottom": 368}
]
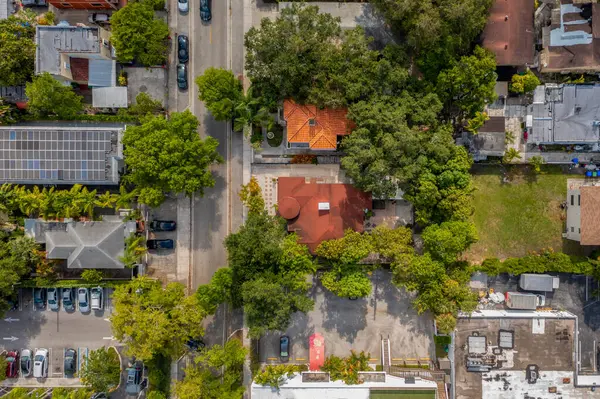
[
  {"left": 177, "top": 0, "right": 188, "bottom": 13},
  {"left": 20, "top": 349, "right": 31, "bottom": 377},
  {"left": 78, "top": 288, "right": 90, "bottom": 313},
  {"left": 88, "top": 13, "right": 110, "bottom": 23},
  {"left": 177, "top": 63, "right": 188, "bottom": 90},
  {"left": 64, "top": 348, "right": 77, "bottom": 377},
  {"left": 279, "top": 336, "right": 289, "bottom": 361},
  {"left": 5, "top": 351, "right": 19, "bottom": 378},
  {"left": 91, "top": 287, "right": 103, "bottom": 311},
  {"left": 178, "top": 35, "right": 189, "bottom": 63},
  {"left": 33, "top": 349, "right": 49, "bottom": 378},
  {"left": 47, "top": 287, "right": 59, "bottom": 311},
  {"left": 125, "top": 362, "right": 143, "bottom": 396},
  {"left": 5, "top": 294, "right": 18, "bottom": 311},
  {"left": 185, "top": 337, "right": 206, "bottom": 352},
  {"left": 33, "top": 288, "right": 46, "bottom": 310},
  {"left": 147, "top": 239, "right": 174, "bottom": 250},
  {"left": 62, "top": 288, "right": 75, "bottom": 312},
  {"left": 149, "top": 220, "right": 177, "bottom": 232},
  {"left": 200, "top": 0, "right": 211, "bottom": 21}
]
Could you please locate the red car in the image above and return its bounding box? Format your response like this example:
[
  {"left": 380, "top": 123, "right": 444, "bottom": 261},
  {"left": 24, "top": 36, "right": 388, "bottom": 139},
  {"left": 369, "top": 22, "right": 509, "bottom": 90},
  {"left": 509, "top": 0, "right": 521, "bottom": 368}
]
[{"left": 5, "top": 351, "right": 19, "bottom": 378}]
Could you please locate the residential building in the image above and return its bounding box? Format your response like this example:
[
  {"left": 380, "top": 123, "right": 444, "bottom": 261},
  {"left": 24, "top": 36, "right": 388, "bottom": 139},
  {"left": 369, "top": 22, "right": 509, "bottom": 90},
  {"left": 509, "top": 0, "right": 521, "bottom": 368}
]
[
  {"left": 25, "top": 217, "right": 136, "bottom": 269},
  {"left": 539, "top": 0, "right": 600, "bottom": 73},
  {"left": 0, "top": 125, "right": 124, "bottom": 185},
  {"left": 565, "top": 178, "right": 600, "bottom": 244},
  {"left": 282, "top": 99, "right": 353, "bottom": 150},
  {"left": 277, "top": 177, "right": 372, "bottom": 252},
  {"left": 35, "top": 25, "right": 126, "bottom": 107},
  {"left": 460, "top": 116, "right": 506, "bottom": 161},
  {"left": 47, "top": 0, "right": 118, "bottom": 10},
  {"left": 527, "top": 84, "right": 600, "bottom": 146},
  {"left": 251, "top": 372, "right": 438, "bottom": 399},
  {"left": 481, "top": 0, "right": 535, "bottom": 67}
]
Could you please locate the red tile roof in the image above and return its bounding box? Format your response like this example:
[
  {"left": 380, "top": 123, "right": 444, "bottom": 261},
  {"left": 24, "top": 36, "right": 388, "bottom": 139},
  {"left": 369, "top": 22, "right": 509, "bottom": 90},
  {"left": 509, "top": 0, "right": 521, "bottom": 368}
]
[
  {"left": 283, "top": 99, "right": 353, "bottom": 150},
  {"left": 70, "top": 58, "right": 89, "bottom": 82},
  {"left": 277, "top": 177, "right": 372, "bottom": 252},
  {"left": 580, "top": 186, "right": 600, "bottom": 245},
  {"left": 481, "top": 0, "right": 534, "bottom": 66}
]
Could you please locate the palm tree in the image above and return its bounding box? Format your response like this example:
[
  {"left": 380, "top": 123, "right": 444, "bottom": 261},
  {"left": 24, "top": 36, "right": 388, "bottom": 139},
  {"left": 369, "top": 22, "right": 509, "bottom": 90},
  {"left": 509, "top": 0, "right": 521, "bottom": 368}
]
[
  {"left": 0, "top": 184, "right": 16, "bottom": 214},
  {"left": 119, "top": 233, "right": 147, "bottom": 267},
  {"left": 114, "top": 186, "right": 138, "bottom": 211},
  {"left": 233, "top": 89, "right": 274, "bottom": 137},
  {"left": 39, "top": 187, "right": 57, "bottom": 220},
  {"left": 503, "top": 148, "right": 522, "bottom": 164},
  {"left": 96, "top": 191, "right": 117, "bottom": 209},
  {"left": 17, "top": 186, "right": 43, "bottom": 218},
  {"left": 79, "top": 187, "right": 98, "bottom": 219}
]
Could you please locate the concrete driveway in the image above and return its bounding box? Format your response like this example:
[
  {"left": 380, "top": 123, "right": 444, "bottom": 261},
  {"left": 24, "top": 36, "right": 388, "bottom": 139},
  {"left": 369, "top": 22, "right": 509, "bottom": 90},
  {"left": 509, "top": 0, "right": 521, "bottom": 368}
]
[{"left": 259, "top": 269, "right": 434, "bottom": 365}]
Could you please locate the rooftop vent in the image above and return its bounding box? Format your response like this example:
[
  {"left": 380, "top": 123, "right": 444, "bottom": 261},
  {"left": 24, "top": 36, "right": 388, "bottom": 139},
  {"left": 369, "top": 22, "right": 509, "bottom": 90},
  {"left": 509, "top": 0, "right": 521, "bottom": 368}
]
[
  {"left": 318, "top": 202, "right": 330, "bottom": 211},
  {"left": 308, "top": 118, "right": 316, "bottom": 127}
]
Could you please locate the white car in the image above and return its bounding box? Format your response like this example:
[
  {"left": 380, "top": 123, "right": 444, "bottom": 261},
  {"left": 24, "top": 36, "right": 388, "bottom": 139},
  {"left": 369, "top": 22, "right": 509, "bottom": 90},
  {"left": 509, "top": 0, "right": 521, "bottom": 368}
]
[
  {"left": 33, "top": 349, "right": 48, "bottom": 378},
  {"left": 78, "top": 288, "right": 90, "bottom": 313},
  {"left": 91, "top": 287, "right": 103, "bottom": 311},
  {"left": 178, "top": 0, "right": 188, "bottom": 13}
]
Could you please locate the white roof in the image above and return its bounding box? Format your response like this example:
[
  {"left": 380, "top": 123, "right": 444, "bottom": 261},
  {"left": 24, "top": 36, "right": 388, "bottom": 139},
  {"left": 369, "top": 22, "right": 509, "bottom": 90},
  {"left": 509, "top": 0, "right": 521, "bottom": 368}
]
[
  {"left": 251, "top": 373, "right": 437, "bottom": 399},
  {"left": 92, "top": 86, "right": 128, "bottom": 108}
]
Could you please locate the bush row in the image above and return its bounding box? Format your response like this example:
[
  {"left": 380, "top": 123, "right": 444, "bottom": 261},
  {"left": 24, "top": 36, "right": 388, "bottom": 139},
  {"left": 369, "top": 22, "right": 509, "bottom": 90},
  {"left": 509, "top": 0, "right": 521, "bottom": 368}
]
[
  {"left": 19, "top": 279, "right": 132, "bottom": 288},
  {"left": 474, "top": 250, "right": 596, "bottom": 277}
]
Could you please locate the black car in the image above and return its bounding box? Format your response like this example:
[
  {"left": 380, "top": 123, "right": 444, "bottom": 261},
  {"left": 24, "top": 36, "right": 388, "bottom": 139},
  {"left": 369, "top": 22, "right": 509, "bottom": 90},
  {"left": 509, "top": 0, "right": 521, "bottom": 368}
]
[
  {"left": 280, "top": 336, "right": 290, "bottom": 361},
  {"left": 200, "top": 0, "right": 211, "bottom": 21},
  {"left": 64, "top": 348, "right": 77, "bottom": 377},
  {"left": 177, "top": 63, "right": 188, "bottom": 90},
  {"left": 178, "top": 35, "right": 189, "bottom": 63},
  {"left": 147, "top": 239, "right": 174, "bottom": 250},
  {"left": 185, "top": 337, "right": 206, "bottom": 352},
  {"left": 149, "top": 220, "right": 177, "bottom": 231}
]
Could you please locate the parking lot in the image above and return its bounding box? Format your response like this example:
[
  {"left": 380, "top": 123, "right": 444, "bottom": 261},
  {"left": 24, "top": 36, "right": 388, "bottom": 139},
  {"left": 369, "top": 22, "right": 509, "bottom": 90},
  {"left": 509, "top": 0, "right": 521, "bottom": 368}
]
[
  {"left": 259, "top": 269, "right": 434, "bottom": 365},
  {"left": 0, "top": 288, "right": 115, "bottom": 386},
  {"left": 145, "top": 197, "right": 181, "bottom": 284}
]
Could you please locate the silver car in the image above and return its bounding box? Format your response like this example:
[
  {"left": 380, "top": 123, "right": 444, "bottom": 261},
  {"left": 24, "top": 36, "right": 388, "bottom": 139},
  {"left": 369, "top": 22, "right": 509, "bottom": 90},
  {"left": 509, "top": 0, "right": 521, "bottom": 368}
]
[
  {"left": 178, "top": 0, "right": 188, "bottom": 13},
  {"left": 47, "top": 288, "right": 59, "bottom": 311},
  {"left": 78, "top": 288, "right": 90, "bottom": 313},
  {"left": 91, "top": 287, "right": 103, "bottom": 311},
  {"left": 20, "top": 349, "right": 32, "bottom": 377},
  {"left": 62, "top": 288, "right": 75, "bottom": 312},
  {"left": 33, "top": 348, "right": 48, "bottom": 378}
]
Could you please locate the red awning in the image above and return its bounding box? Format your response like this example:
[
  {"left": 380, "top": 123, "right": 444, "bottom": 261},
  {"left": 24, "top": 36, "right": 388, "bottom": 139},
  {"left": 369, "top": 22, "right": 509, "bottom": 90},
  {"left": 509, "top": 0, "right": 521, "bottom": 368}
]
[{"left": 309, "top": 333, "right": 325, "bottom": 371}]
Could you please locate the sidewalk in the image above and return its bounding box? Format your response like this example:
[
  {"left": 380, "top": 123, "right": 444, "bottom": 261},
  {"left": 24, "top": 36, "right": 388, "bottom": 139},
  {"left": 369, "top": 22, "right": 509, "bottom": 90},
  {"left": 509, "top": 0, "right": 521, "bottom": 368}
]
[
  {"left": 176, "top": 194, "right": 192, "bottom": 290},
  {"left": 1, "top": 378, "right": 84, "bottom": 388}
]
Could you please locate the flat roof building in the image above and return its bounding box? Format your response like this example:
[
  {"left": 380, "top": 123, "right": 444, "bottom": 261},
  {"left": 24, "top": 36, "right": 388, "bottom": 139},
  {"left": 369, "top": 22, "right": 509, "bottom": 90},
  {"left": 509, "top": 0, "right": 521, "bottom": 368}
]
[{"left": 0, "top": 125, "right": 124, "bottom": 185}]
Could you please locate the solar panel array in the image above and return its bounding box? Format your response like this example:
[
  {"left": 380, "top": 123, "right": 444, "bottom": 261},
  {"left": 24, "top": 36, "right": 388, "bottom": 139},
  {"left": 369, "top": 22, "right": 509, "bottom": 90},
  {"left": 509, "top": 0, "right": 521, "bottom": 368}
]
[{"left": 0, "top": 128, "right": 114, "bottom": 182}]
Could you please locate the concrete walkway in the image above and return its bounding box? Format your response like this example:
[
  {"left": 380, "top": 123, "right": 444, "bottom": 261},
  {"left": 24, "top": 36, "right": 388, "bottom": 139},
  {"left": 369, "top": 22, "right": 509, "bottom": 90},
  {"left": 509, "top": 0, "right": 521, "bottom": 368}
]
[
  {"left": 176, "top": 194, "right": 192, "bottom": 290},
  {"left": 1, "top": 378, "right": 84, "bottom": 388}
]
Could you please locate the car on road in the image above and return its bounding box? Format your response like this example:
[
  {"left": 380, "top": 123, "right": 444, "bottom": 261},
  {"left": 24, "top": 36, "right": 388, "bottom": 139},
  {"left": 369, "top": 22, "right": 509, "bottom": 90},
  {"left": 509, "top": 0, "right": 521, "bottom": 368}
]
[
  {"left": 177, "top": 35, "right": 189, "bottom": 63},
  {"left": 64, "top": 348, "right": 77, "bottom": 377},
  {"left": 47, "top": 287, "right": 59, "bottom": 311},
  {"left": 33, "top": 349, "right": 48, "bottom": 378},
  {"left": 177, "top": 63, "right": 188, "bottom": 90},
  {"left": 5, "top": 351, "right": 19, "bottom": 378},
  {"left": 33, "top": 288, "right": 46, "bottom": 310},
  {"left": 91, "top": 287, "right": 103, "bottom": 311},
  {"left": 149, "top": 220, "right": 177, "bottom": 231},
  {"left": 20, "top": 349, "right": 31, "bottom": 377},
  {"left": 200, "top": 0, "right": 211, "bottom": 21},
  {"left": 147, "top": 238, "right": 175, "bottom": 250},
  {"left": 62, "top": 288, "right": 75, "bottom": 312},
  {"left": 78, "top": 288, "right": 90, "bottom": 313},
  {"left": 125, "top": 362, "right": 143, "bottom": 396},
  {"left": 280, "top": 335, "right": 289, "bottom": 361},
  {"left": 177, "top": 0, "right": 188, "bottom": 13}
]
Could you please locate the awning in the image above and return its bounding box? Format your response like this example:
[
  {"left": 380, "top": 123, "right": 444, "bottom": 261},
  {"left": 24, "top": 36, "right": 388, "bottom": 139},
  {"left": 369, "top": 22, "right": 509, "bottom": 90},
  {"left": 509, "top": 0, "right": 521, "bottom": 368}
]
[{"left": 309, "top": 333, "right": 325, "bottom": 371}]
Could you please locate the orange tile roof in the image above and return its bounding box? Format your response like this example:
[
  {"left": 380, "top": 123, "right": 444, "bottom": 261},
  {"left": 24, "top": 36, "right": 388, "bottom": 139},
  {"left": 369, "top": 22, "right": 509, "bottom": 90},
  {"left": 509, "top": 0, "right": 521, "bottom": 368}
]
[
  {"left": 580, "top": 186, "right": 600, "bottom": 245},
  {"left": 284, "top": 99, "right": 353, "bottom": 150}
]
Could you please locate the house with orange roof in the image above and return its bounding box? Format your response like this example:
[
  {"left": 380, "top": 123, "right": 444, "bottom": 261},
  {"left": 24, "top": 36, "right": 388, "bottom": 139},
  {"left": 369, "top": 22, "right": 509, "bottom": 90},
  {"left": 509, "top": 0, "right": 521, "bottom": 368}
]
[{"left": 283, "top": 99, "right": 353, "bottom": 150}]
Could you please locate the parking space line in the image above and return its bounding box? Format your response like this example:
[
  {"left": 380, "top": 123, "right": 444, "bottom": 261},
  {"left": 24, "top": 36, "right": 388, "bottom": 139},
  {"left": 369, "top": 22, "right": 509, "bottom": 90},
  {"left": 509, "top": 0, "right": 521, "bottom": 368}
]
[
  {"left": 369, "top": 358, "right": 378, "bottom": 362},
  {"left": 18, "top": 289, "right": 22, "bottom": 311},
  {"left": 267, "top": 357, "right": 278, "bottom": 360},
  {"left": 295, "top": 358, "right": 306, "bottom": 361}
]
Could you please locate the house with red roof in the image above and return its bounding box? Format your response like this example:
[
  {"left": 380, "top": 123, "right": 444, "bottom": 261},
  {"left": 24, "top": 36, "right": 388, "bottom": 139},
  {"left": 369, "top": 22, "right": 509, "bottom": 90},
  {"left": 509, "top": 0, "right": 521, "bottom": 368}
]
[{"left": 277, "top": 177, "right": 372, "bottom": 252}]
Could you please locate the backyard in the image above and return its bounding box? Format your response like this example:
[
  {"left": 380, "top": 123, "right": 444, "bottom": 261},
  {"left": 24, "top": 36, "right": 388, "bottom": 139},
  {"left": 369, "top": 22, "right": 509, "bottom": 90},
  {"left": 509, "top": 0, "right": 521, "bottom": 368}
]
[{"left": 466, "top": 165, "right": 583, "bottom": 263}]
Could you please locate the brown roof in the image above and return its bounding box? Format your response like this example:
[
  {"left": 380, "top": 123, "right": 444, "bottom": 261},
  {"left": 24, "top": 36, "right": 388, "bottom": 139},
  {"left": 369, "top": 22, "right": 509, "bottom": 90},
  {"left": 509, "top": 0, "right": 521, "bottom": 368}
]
[
  {"left": 284, "top": 99, "right": 353, "bottom": 150},
  {"left": 545, "top": 42, "right": 600, "bottom": 72},
  {"left": 277, "top": 177, "right": 372, "bottom": 252},
  {"left": 479, "top": 116, "right": 506, "bottom": 133},
  {"left": 70, "top": 58, "right": 89, "bottom": 82},
  {"left": 580, "top": 186, "right": 600, "bottom": 245},
  {"left": 481, "top": 0, "right": 535, "bottom": 66}
]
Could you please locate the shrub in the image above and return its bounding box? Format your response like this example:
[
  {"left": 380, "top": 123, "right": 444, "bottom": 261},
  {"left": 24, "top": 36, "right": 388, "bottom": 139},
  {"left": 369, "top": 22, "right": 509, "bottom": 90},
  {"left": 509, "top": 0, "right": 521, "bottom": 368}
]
[
  {"left": 290, "top": 154, "right": 317, "bottom": 164},
  {"left": 81, "top": 269, "right": 104, "bottom": 285}
]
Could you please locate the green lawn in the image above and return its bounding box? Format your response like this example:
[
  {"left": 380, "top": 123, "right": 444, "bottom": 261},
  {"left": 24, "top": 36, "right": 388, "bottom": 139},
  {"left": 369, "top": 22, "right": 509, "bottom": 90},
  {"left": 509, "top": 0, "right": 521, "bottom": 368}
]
[{"left": 466, "top": 166, "right": 581, "bottom": 263}]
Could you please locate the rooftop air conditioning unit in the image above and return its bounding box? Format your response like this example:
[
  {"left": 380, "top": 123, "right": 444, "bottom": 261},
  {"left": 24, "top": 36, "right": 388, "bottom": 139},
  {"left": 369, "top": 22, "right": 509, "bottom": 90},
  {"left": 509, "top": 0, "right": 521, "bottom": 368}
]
[{"left": 318, "top": 202, "right": 330, "bottom": 211}]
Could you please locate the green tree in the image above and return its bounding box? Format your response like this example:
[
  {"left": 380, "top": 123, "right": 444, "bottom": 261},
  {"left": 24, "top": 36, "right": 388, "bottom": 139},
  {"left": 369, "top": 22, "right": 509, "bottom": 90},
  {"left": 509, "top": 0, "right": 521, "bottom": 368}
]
[
  {"left": 146, "top": 392, "right": 167, "bottom": 399},
  {"left": 239, "top": 177, "right": 265, "bottom": 214},
  {"left": 25, "top": 73, "right": 83, "bottom": 118},
  {"left": 110, "top": 277, "right": 206, "bottom": 360},
  {"left": 0, "top": 16, "right": 36, "bottom": 86},
  {"left": 321, "top": 351, "right": 371, "bottom": 385},
  {"left": 436, "top": 46, "right": 497, "bottom": 121},
  {"left": 503, "top": 147, "right": 521, "bottom": 164},
  {"left": 174, "top": 340, "right": 247, "bottom": 399},
  {"left": 435, "top": 313, "right": 457, "bottom": 334},
  {"left": 119, "top": 233, "right": 146, "bottom": 268},
  {"left": 127, "top": 92, "right": 163, "bottom": 116},
  {"left": 0, "top": 99, "right": 17, "bottom": 125},
  {"left": 529, "top": 155, "right": 545, "bottom": 174},
  {"left": 196, "top": 68, "right": 243, "bottom": 121},
  {"left": 370, "top": 225, "right": 413, "bottom": 260},
  {"left": 0, "top": 356, "right": 6, "bottom": 382},
  {"left": 81, "top": 269, "right": 104, "bottom": 285},
  {"left": 79, "top": 347, "right": 121, "bottom": 393},
  {"left": 253, "top": 365, "right": 301, "bottom": 389},
  {"left": 110, "top": 1, "right": 169, "bottom": 66},
  {"left": 465, "top": 111, "right": 489, "bottom": 134},
  {"left": 196, "top": 268, "right": 233, "bottom": 315},
  {"left": 422, "top": 221, "right": 478, "bottom": 264},
  {"left": 122, "top": 110, "right": 223, "bottom": 207},
  {"left": 510, "top": 70, "right": 540, "bottom": 94}
]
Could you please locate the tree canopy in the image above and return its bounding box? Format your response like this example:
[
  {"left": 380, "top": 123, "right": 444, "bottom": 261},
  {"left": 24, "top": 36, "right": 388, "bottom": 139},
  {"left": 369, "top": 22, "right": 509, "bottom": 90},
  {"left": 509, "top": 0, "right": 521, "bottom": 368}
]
[
  {"left": 510, "top": 70, "right": 540, "bottom": 94},
  {"left": 122, "top": 110, "right": 223, "bottom": 207},
  {"left": 0, "top": 232, "right": 39, "bottom": 315},
  {"left": 79, "top": 347, "right": 121, "bottom": 393},
  {"left": 110, "top": 277, "right": 206, "bottom": 360},
  {"left": 25, "top": 73, "right": 83, "bottom": 118},
  {"left": 0, "top": 16, "right": 36, "bottom": 86},
  {"left": 110, "top": 1, "right": 169, "bottom": 65},
  {"left": 422, "top": 221, "right": 478, "bottom": 264},
  {"left": 196, "top": 68, "right": 243, "bottom": 121}
]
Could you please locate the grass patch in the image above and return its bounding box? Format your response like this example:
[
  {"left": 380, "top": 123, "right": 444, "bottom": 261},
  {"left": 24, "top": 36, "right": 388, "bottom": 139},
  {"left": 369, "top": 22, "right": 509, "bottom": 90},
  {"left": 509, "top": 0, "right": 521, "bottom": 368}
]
[
  {"left": 467, "top": 165, "right": 582, "bottom": 262},
  {"left": 434, "top": 335, "right": 450, "bottom": 359}
]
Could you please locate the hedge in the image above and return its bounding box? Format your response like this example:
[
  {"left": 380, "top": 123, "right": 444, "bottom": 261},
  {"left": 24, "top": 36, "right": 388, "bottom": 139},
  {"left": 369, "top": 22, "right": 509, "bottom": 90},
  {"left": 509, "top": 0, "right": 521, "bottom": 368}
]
[
  {"left": 474, "top": 250, "right": 596, "bottom": 277},
  {"left": 18, "top": 113, "right": 139, "bottom": 123},
  {"left": 19, "top": 279, "right": 132, "bottom": 289}
]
